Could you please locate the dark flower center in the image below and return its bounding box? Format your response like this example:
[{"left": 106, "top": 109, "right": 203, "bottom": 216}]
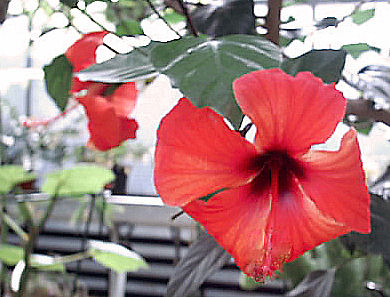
[{"left": 248, "top": 150, "right": 305, "bottom": 197}]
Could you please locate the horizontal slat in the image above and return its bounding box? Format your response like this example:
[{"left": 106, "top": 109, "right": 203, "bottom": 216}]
[{"left": 8, "top": 194, "right": 195, "bottom": 227}]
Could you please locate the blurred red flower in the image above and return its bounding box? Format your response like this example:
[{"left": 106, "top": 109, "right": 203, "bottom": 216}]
[
  {"left": 25, "top": 31, "right": 138, "bottom": 150},
  {"left": 77, "top": 82, "right": 138, "bottom": 151},
  {"left": 154, "top": 69, "right": 370, "bottom": 281},
  {"left": 65, "top": 31, "right": 139, "bottom": 151},
  {"left": 65, "top": 31, "right": 109, "bottom": 94}
]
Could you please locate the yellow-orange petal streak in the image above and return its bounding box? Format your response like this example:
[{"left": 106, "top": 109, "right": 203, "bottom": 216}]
[{"left": 154, "top": 98, "right": 259, "bottom": 207}]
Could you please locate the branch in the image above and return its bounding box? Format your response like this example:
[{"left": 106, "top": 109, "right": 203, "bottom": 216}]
[
  {"left": 76, "top": 7, "right": 113, "bottom": 34},
  {"left": 175, "top": 0, "right": 198, "bottom": 37},
  {"left": 239, "top": 123, "right": 253, "bottom": 138},
  {"left": 144, "top": 0, "right": 181, "bottom": 38},
  {"left": 265, "top": 0, "right": 282, "bottom": 45},
  {"left": 339, "top": 0, "right": 369, "bottom": 24},
  {"left": 0, "top": 211, "right": 29, "bottom": 243},
  {"left": 346, "top": 99, "right": 390, "bottom": 126}
]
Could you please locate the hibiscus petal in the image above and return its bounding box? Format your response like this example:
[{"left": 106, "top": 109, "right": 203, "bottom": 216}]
[
  {"left": 84, "top": 82, "right": 111, "bottom": 97},
  {"left": 184, "top": 180, "right": 350, "bottom": 281},
  {"left": 78, "top": 95, "right": 138, "bottom": 151},
  {"left": 183, "top": 186, "right": 271, "bottom": 280},
  {"left": 69, "top": 78, "right": 94, "bottom": 94},
  {"left": 232, "top": 69, "right": 346, "bottom": 155},
  {"left": 108, "top": 82, "right": 138, "bottom": 117},
  {"left": 154, "top": 98, "right": 259, "bottom": 207},
  {"left": 300, "top": 128, "right": 371, "bottom": 233},
  {"left": 65, "top": 31, "right": 109, "bottom": 72},
  {"left": 65, "top": 31, "right": 109, "bottom": 94}
]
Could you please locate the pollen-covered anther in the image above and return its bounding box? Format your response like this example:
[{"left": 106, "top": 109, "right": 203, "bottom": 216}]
[{"left": 246, "top": 252, "right": 289, "bottom": 282}]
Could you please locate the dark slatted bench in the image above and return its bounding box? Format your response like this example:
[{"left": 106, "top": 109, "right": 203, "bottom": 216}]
[{"left": 6, "top": 194, "right": 288, "bottom": 297}]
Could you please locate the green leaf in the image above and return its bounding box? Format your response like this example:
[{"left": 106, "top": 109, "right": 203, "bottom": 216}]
[
  {"left": 285, "top": 269, "right": 336, "bottom": 297},
  {"left": 0, "top": 244, "right": 24, "bottom": 265},
  {"left": 84, "top": 0, "right": 110, "bottom": 3},
  {"left": 315, "top": 17, "right": 339, "bottom": 29},
  {"left": 151, "top": 35, "right": 282, "bottom": 128},
  {"left": 351, "top": 8, "right": 375, "bottom": 25},
  {"left": 88, "top": 240, "right": 148, "bottom": 273},
  {"left": 60, "top": 0, "right": 78, "bottom": 8},
  {"left": 191, "top": 0, "right": 256, "bottom": 37},
  {"left": 341, "top": 194, "right": 390, "bottom": 264},
  {"left": 31, "top": 254, "right": 64, "bottom": 272},
  {"left": 239, "top": 272, "right": 263, "bottom": 290},
  {"left": 166, "top": 232, "right": 230, "bottom": 297},
  {"left": 283, "top": 0, "right": 309, "bottom": 7},
  {"left": 0, "top": 165, "right": 36, "bottom": 194},
  {"left": 42, "top": 165, "right": 115, "bottom": 196},
  {"left": 116, "top": 19, "right": 144, "bottom": 36},
  {"left": 0, "top": 245, "right": 64, "bottom": 271},
  {"left": 77, "top": 43, "right": 157, "bottom": 83},
  {"left": 43, "top": 54, "right": 73, "bottom": 111},
  {"left": 341, "top": 43, "right": 380, "bottom": 59},
  {"left": 282, "top": 49, "right": 346, "bottom": 83},
  {"left": 282, "top": 16, "right": 296, "bottom": 25},
  {"left": 164, "top": 9, "right": 186, "bottom": 24}
]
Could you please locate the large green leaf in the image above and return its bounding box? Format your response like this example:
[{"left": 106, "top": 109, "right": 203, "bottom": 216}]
[
  {"left": 42, "top": 165, "right": 114, "bottom": 196},
  {"left": 0, "top": 165, "right": 36, "bottom": 194},
  {"left": 151, "top": 35, "right": 282, "bottom": 128},
  {"left": 191, "top": 0, "right": 256, "bottom": 37},
  {"left": 166, "top": 232, "right": 231, "bottom": 297},
  {"left": 282, "top": 49, "right": 346, "bottom": 84},
  {"left": 285, "top": 269, "right": 336, "bottom": 297},
  {"left": 0, "top": 244, "right": 24, "bottom": 265},
  {"left": 88, "top": 240, "right": 148, "bottom": 273},
  {"left": 0, "top": 245, "right": 66, "bottom": 272},
  {"left": 77, "top": 43, "right": 157, "bottom": 83},
  {"left": 351, "top": 8, "right": 375, "bottom": 25},
  {"left": 43, "top": 54, "right": 73, "bottom": 111},
  {"left": 342, "top": 194, "right": 390, "bottom": 264},
  {"left": 341, "top": 43, "right": 379, "bottom": 59}
]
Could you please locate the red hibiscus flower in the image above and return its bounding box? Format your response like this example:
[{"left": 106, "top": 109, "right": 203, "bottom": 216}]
[
  {"left": 154, "top": 69, "right": 371, "bottom": 281},
  {"left": 77, "top": 82, "right": 139, "bottom": 151},
  {"left": 65, "top": 31, "right": 109, "bottom": 94},
  {"left": 65, "top": 31, "right": 139, "bottom": 151}
]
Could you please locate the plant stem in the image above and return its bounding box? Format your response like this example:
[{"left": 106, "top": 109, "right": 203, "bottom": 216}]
[
  {"left": 0, "top": 210, "right": 28, "bottom": 243},
  {"left": 171, "top": 210, "right": 184, "bottom": 221},
  {"left": 76, "top": 7, "right": 113, "bottom": 34},
  {"left": 144, "top": 0, "right": 181, "bottom": 38},
  {"left": 175, "top": 0, "right": 198, "bottom": 37},
  {"left": 53, "top": 251, "right": 91, "bottom": 265},
  {"left": 98, "top": 194, "right": 106, "bottom": 235},
  {"left": 0, "top": 195, "right": 8, "bottom": 296},
  {"left": 239, "top": 123, "right": 253, "bottom": 138},
  {"left": 102, "top": 42, "right": 120, "bottom": 55},
  {"left": 17, "top": 225, "right": 37, "bottom": 297},
  {"left": 17, "top": 189, "right": 61, "bottom": 297},
  {"left": 37, "top": 194, "right": 59, "bottom": 231},
  {"left": 73, "top": 195, "right": 95, "bottom": 292},
  {"left": 265, "top": 0, "right": 282, "bottom": 45}
]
